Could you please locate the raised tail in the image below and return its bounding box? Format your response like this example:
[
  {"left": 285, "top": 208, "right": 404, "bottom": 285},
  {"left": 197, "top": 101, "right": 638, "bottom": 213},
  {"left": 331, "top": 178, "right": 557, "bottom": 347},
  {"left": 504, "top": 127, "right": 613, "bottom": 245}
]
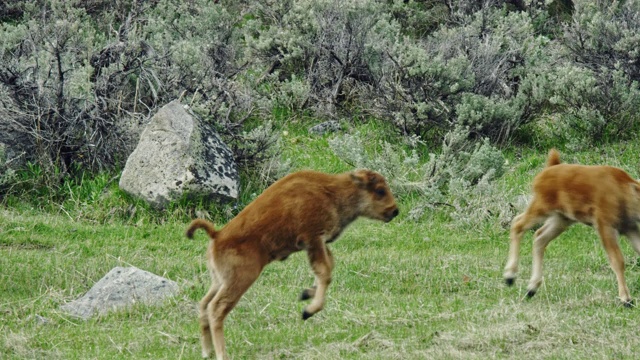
[
  {"left": 186, "top": 218, "right": 218, "bottom": 239},
  {"left": 546, "top": 148, "right": 561, "bottom": 167}
]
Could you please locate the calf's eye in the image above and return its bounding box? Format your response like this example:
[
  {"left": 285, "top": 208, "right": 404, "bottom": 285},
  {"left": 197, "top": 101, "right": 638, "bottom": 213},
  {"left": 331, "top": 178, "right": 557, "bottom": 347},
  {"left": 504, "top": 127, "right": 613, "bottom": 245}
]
[{"left": 375, "top": 188, "right": 386, "bottom": 197}]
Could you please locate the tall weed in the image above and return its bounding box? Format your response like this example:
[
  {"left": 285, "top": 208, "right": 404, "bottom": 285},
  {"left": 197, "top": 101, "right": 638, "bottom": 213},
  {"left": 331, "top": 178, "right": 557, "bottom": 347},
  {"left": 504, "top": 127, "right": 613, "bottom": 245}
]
[{"left": 328, "top": 126, "right": 507, "bottom": 226}]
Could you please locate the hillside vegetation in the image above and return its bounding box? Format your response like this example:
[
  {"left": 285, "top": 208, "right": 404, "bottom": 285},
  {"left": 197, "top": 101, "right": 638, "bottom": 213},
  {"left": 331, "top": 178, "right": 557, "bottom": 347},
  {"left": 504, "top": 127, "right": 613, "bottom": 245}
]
[
  {"left": 2, "top": 0, "right": 640, "bottom": 206},
  {"left": 3, "top": 1, "right": 640, "bottom": 358}
]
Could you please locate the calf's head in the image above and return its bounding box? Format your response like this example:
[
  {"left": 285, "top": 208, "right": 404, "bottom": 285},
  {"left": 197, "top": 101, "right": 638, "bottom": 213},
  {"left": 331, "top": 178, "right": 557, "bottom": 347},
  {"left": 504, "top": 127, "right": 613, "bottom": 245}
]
[{"left": 351, "top": 170, "right": 399, "bottom": 222}]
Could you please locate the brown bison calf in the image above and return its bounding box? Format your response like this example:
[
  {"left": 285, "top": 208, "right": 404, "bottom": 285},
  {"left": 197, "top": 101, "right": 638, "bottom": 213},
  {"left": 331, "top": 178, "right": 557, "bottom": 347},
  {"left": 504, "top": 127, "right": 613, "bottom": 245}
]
[
  {"left": 187, "top": 169, "right": 399, "bottom": 360},
  {"left": 504, "top": 149, "right": 640, "bottom": 306}
]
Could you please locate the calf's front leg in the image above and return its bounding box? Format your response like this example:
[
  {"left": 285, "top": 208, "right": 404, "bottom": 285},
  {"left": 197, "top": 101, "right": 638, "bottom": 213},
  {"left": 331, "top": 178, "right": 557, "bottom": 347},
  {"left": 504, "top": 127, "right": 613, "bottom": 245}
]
[
  {"left": 302, "top": 243, "right": 334, "bottom": 320},
  {"left": 300, "top": 247, "right": 334, "bottom": 301}
]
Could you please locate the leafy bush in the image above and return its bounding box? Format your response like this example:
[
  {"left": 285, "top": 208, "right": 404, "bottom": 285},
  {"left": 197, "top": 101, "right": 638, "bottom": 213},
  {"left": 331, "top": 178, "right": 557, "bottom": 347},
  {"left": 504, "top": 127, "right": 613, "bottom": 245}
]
[
  {"left": 555, "top": 0, "right": 640, "bottom": 144},
  {"left": 0, "top": 1, "right": 166, "bottom": 181},
  {"left": 563, "top": 0, "right": 640, "bottom": 83},
  {"left": 0, "top": 0, "right": 280, "bottom": 194},
  {"left": 3, "top": 0, "right": 640, "bottom": 211},
  {"left": 328, "top": 126, "right": 506, "bottom": 223},
  {"left": 328, "top": 131, "right": 420, "bottom": 191},
  {"left": 0, "top": 145, "right": 18, "bottom": 197},
  {"left": 373, "top": 4, "right": 556, "bottom": 143},
  {"left": 388, "top": 0, "right": 450, "bottom": 37},
  {"left": 242, "top": 0, "right": 390, "bottom": 117}
]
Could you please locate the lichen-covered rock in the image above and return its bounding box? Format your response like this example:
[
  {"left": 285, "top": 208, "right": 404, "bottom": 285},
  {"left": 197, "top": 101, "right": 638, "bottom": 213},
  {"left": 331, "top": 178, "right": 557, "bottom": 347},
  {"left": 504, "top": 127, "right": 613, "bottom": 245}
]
[
  {"left": 119, "top": 100, "right": 238, "bottom": 209},
  {"left": 61, "top": 266, "right": 179, "bottom": 319}
]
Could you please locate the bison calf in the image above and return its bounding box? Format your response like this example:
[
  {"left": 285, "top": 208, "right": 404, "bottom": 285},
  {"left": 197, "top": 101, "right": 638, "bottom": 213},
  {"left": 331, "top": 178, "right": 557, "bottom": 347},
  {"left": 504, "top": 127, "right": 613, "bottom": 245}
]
[
  {"left": 187, "top": 169, "right": 399, "bottom": 360},
  {"left": 504, "top": 149, "right": 640, "bottom": 306}
]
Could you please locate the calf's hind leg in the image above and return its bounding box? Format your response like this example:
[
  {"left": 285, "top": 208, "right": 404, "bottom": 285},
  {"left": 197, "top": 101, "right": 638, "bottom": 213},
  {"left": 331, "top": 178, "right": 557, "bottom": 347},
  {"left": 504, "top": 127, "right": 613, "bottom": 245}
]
[
  {"left": 597, "top": 224, "right": 632, "bottom": 306},
  {"left": 199, "top": 273, "right": 221, "bottom": 358},
  {"left": 205, "top": 263, "right": 262, "bottom": 360}
]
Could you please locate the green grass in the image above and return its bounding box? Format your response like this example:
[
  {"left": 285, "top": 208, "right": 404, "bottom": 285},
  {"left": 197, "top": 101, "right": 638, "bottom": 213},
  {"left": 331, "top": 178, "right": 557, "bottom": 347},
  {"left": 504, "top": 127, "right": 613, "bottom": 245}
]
[
  {"left": 4, "top": 206, "right": 640, "bottom": 359},
  {"left": 4, "top": 126, "right": 640, "bottom": 359}
]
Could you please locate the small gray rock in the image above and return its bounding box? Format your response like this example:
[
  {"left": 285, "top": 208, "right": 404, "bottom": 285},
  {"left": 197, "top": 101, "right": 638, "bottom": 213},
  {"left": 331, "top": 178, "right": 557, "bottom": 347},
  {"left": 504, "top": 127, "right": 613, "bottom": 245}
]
[
  {"left": 308, "top": 121, "right": 341, "bottom": 136},
  {"left": 61, "top": 266, "right": 179, "bottom": 320}
]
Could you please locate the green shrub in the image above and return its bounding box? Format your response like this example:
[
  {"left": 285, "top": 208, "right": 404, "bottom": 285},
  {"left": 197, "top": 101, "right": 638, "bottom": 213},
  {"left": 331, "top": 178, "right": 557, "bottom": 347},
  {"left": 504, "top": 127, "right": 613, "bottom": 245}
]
[
  {"left": 0, "top": 0, "right": 282, "bottom": 197},
  {"left": 0, "top": 145, "right": 18, "bottom": 197},
  {"left": 388, "top": 0, "right": 450, "bottom": 37},
  {"left": 551, "top": 0, "right": 640, "bottom": 144},
  {"left": 376, "top": 4, "right": 555, "bottom": 144},
  {"left": 3, "top": 0, "right": 640, "bottom": 214},
  {"left": 328, "top": 125, "right": 506, "bottom": 224},
  {"left": 242, "top": 0, "right": 390, "bottom": 118}
]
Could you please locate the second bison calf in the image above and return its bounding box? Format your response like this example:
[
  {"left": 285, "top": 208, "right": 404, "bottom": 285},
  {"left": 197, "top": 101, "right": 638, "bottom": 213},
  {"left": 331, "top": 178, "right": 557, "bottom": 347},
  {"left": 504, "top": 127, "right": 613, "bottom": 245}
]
[
  {"left": 504, "top": 149, "right": 640, "bottom": 306},
  {"left": 187, "top": 169, "right": 399, "bottom": 360}
]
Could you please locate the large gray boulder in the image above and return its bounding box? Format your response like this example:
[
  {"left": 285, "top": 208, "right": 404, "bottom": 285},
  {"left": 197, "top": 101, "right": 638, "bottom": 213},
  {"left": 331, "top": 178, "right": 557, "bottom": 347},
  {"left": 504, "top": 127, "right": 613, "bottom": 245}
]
[
  {"left": 119, "top": 100, "right": 239, "bottom": 209},
  {"left": 61, "top": 266, "right": 179, "bottom": 319}
]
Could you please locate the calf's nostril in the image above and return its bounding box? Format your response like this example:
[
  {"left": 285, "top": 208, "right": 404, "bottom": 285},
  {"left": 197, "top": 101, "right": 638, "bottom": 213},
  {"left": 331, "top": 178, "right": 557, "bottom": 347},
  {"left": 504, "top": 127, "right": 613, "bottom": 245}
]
[{"left": 392, "top": 208, "right": 399, "bottom": 217}]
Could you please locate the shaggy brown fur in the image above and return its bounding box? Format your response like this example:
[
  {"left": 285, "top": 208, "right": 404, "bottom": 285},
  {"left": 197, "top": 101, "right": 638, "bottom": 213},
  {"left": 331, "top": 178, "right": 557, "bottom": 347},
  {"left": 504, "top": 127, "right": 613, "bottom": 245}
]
[
  {"left": 187, "top": 169, "right": 399, "bottom": 360},
  {"left": 504, "top": 149, "right": 640, "bottom": 306}
]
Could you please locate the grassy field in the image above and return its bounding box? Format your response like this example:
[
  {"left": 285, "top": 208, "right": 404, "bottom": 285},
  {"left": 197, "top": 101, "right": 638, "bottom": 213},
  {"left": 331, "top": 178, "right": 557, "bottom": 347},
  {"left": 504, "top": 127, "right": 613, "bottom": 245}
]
[{"left": 3, "top": 125, "right": 640, "bottom": 359}]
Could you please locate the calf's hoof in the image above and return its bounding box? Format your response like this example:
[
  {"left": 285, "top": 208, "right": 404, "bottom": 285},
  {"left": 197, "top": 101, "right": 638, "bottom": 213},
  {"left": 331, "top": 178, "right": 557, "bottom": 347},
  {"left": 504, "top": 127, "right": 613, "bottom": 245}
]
[
  {"left": 623, "top": 299, "right": 634, "bottom": 308},
  {"left": 505, "top": 277, "right": 515, "bottom": 287},
  {"left": 302, "top": 310, "right": 314, "bottom": 320},
  {"left": 299, "top": 287, "right": 315, "bottom": 301},
  {"left": 526, "top": 289, "right": 536, "bottom": 298}
]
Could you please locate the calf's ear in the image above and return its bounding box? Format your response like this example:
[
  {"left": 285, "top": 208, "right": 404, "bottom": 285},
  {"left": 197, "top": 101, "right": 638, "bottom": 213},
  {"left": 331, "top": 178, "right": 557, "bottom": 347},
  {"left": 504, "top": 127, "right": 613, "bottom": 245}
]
[
  {"left": 350, "top": 169, "right": 379, "bottom": 188},
  {"left": 350, "top": 171, "right": 367, "bottom": 188}
]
